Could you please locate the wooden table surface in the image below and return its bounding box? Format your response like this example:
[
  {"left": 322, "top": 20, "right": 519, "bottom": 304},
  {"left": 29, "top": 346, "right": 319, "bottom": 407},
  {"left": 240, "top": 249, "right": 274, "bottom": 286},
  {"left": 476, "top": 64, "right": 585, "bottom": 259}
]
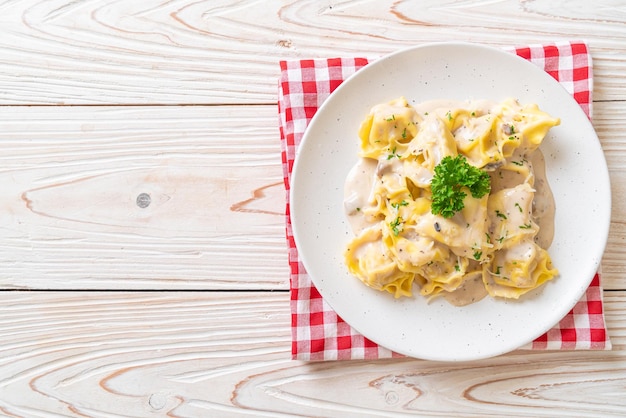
[{"left": 1, "top": 1, "right": 625, "bottom": 416}]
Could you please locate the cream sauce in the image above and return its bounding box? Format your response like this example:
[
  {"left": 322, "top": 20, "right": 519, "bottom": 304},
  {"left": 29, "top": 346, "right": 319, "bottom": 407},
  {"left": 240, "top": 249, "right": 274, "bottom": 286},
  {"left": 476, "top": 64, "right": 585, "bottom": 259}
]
[
  {"left": 487, "top": 148, "right": 555, "bottom": 248},
  {"left": 343, "top": 99, "right": 557, "bottom": 306},
  {"left": 344, "top": 157, "right": 378, "bottom": 234},
  {"left": 443, "top": 271, "right": 487, "bottom": 307},
  {"left": 528, "top": 149, "right": 556, "bottom": 248}
]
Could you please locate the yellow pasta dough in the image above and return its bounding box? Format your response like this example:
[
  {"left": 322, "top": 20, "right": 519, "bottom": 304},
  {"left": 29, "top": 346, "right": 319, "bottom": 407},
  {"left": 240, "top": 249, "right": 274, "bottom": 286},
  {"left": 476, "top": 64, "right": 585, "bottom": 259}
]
[{"left": 343, "top": 97, "right": 560, "bottom": 304}]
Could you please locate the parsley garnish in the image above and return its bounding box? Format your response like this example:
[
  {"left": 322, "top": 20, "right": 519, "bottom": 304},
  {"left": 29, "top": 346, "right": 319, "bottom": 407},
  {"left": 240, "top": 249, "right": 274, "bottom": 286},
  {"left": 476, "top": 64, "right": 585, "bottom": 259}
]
[
  {"left": 495, "top": 210, "right": 508, "bottom": 220},
  {"left": 430, "top": 155, "right": 491, "bottom": 218},
  {"left": 387, "top": 147, "right": 399, "bottom": 160},
  {"left": 519, "top": 223, "right": 532, "bottom": 229},
  {"left": 391, "top": 200, "right": 409, "bottom": 210},
  {"left": 389, "top": 216, "right": 404, "bottom": 236},
  {"left": 473, "top": 250, "right": 482, "bottom": 260}
]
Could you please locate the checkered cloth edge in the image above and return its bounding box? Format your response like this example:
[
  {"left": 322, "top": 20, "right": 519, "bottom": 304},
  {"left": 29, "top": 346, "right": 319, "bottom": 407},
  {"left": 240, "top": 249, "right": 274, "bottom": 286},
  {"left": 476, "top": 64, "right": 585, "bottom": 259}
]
[{"left": 279, "top": 42, "right": 610, "bottom": 361}]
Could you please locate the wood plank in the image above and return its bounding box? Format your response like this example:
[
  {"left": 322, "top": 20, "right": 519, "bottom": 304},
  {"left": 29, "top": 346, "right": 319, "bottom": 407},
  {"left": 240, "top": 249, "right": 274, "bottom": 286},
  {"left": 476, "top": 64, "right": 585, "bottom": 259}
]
[
  {"left": 0, "top": 0, "right": 625, "bottom": 104},
  {"left": 0, "top": 103, "right": 624, "bottom": 290},
  {"left": 0, "top": 290, "right": 622, "bottom": 417},
  {"left": 594, "top": 100, "right": 626, "bottom": 290},
  {"left": 0, "top": 105, "right": 288, "bottom": 289}
]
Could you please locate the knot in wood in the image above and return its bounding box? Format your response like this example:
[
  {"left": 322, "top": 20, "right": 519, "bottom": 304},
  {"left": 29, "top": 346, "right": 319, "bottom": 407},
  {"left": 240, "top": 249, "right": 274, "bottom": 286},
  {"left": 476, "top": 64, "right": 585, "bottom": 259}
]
[{"left": 136, "top": 193, "right": 151, "bottom": 208}]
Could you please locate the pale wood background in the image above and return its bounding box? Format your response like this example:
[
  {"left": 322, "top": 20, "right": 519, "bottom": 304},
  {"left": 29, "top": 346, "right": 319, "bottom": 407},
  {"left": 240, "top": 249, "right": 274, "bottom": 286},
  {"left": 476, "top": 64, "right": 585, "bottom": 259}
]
[{"left": 0, "top": 1, "right": 624, "bottom": 416}]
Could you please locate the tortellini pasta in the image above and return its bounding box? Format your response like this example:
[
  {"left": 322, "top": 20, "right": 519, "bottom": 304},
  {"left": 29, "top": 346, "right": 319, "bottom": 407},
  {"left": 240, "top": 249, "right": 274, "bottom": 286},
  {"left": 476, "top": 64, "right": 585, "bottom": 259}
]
[{"left": 343, "top": 97, "right": 560, "bottom": 304}]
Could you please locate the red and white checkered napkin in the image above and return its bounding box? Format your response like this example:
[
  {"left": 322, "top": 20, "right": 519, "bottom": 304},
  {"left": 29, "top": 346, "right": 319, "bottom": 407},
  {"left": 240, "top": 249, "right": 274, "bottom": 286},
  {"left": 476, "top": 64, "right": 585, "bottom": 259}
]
[{"left": 279, "top": 42, "right": 611, "bottom": 361}]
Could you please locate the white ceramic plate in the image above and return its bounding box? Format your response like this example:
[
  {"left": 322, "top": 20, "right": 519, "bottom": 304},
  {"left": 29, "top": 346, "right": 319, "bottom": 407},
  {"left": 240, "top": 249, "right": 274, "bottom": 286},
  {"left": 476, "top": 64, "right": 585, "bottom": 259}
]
[{"left": 290, "top": 42, "right": 611, "bottom": 361}]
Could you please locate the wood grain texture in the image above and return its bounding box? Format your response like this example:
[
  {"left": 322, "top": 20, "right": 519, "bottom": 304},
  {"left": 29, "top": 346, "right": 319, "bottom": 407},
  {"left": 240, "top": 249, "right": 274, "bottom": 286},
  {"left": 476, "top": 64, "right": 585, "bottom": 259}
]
[
  {"left": 0, "top": 291, "right": 623, "bottom": 417},
  {"left": 593, "top": 100, "right": 626, "bottom": 290},
  {"left": 0, "top": 0, "right": 624, "bottom": 104},
  {"left": 1, "top": 102, "right": 624, "bottom": 290},
  {"left": 0, "top": 1, "right": 624, "bottom": 415},
  {"left": 0, "top": 105, "right": 288, "bottom": 290}
]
